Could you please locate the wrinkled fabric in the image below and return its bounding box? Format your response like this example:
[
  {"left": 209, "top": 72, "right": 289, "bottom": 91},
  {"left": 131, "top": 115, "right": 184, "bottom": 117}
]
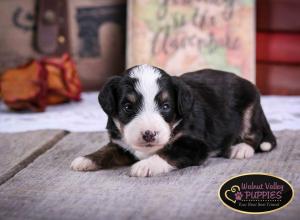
[{"left": 0, "top": 54, "right": 81, "bottom": 112}]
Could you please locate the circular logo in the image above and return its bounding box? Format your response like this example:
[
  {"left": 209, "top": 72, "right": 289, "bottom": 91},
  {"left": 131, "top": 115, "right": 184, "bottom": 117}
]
[{"left": 218, "top": 173, "right": 294, "bottom": 214}]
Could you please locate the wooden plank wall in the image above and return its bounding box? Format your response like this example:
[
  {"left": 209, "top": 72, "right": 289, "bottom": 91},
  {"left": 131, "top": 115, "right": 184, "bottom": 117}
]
[{"left": 256, "top": 0, "right": 300, "bottom": 95}]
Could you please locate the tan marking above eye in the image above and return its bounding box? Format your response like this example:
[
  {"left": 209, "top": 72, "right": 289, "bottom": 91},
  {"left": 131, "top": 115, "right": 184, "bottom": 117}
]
[
  {"left": 127, "top": 94, "right": 136, "bottom": 103},
  {"left": 160, "top": 91, "right": 169, "bottom": 102}
]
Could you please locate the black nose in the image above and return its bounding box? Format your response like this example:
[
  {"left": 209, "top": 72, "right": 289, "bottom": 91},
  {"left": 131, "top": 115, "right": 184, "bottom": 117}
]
[{"left": 142, "top": 130, "right": 157, "bottom": 143}]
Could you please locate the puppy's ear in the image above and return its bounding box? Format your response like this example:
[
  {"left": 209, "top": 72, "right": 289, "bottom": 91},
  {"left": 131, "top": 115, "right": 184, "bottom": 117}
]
[
  {"left": 98, "top": 76, "right": 121, "bottom": 115},
  {"left": 172, "top": 77, "right": 194, "bottom": 117}
]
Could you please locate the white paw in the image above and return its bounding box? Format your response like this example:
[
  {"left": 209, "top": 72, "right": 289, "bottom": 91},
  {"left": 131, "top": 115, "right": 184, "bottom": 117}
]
[
  {"left": 130, "top": 155, "right": 175, "bottom": 177},
  {"left": 260, "top": 142, "right": 272, "bottom": 152},
  {"left": 70, "top": 156, "right": 98, "bottom": 171},
  {"left": 229, "top": 143, "right": 254, "bottom": 159}
]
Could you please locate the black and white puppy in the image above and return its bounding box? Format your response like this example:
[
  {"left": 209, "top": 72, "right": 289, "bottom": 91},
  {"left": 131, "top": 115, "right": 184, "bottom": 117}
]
[{"left": 71, "top": 64, "right": 276, "bottom": 177}]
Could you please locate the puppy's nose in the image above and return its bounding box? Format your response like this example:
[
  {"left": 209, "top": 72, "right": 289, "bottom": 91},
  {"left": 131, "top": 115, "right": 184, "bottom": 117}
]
[{"left": 142, "top": 130, "right": 157, "bottom": 143}]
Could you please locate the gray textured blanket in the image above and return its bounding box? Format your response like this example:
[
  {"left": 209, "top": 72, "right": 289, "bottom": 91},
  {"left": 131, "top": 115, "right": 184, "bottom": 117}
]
[{"left": 0, "top": 130, "right": 299, "bottom": 220}]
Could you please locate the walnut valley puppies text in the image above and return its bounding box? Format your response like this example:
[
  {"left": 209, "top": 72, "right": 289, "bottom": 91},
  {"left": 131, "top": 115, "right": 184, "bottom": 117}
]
[
  {"left": 240, "top": 181, "right": 283, "bottom": 200},
  {"left": 219, "top": 173, "right": 294, "bottom": 214}
]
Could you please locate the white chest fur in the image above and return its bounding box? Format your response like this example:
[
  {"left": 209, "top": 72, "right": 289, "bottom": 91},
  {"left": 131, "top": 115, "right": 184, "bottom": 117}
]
[{"left": 111, "top": 139, "right": 153, "bottom": 160}]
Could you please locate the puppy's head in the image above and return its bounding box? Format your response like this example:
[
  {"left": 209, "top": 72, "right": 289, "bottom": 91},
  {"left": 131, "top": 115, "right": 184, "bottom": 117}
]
[{"left": 99, "top": 64, "right": 193, "bottom": 154}]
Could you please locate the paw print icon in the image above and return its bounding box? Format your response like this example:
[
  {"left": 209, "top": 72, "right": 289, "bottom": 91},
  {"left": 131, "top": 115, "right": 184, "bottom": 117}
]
[{"left": 235, "top": 192, "right": 243, "bottom": 201}]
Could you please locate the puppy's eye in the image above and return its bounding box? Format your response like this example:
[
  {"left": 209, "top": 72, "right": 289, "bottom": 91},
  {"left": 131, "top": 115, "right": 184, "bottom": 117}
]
[
  {"left": 123, "top": 103, "right": 133, "bottom": 112},
  {"left": 161, "top": 103, "right": 170, "bottom": 111}
]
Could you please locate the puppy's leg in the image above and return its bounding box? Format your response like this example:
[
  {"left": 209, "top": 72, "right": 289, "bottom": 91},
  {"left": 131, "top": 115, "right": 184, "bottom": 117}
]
[
  {"left": 242, "top": 101, "right": 276, "bottom": 154},
  {"left": 71, "top": 143, "right": 136, "bottom": 171},
  {"left": 130, "top": 136, "right": 208, "bottom": 177},
  {"left": 258, "top": 107, "right": 277, "bottom": 152},
  {"left": 228, "top": 99, "right": 276, "bottom": 159},
  {"left": 227, "top": 102, "right": 259, "bottom": 159}
]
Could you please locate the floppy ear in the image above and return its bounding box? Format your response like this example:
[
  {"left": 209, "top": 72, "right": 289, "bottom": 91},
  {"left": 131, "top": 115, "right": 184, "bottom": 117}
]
[
  {"left": 172, "top": 77, "right": 194, "bottom": 117},
  {"left": 98, "top": 76, "right": 121, "bottom": 116}
]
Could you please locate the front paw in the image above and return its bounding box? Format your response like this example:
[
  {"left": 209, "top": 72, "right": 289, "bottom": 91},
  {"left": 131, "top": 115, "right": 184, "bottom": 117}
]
[
  {"left": 70, "top": 156, "right": 98, "bottom": 171},
  {"left": 130, "top": 155, "right": 175, "bottom": 177},
  {"left": 228, "top": 143, "right": 254, "bottom": 159}
]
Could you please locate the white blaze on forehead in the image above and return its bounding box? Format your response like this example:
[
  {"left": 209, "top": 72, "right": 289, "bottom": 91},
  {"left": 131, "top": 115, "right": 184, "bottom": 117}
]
[{"left": 129, "top": 64, "right": 161, "bottom": 111}]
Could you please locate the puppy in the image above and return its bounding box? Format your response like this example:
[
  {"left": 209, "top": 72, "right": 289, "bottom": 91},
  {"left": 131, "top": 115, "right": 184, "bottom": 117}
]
[{"left": 71, "top": 64, "right": 276, "bottom": 177}]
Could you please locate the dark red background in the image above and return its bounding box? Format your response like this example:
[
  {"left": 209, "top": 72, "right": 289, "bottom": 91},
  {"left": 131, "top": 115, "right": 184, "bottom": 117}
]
[{"left": 256, "top": 0, "right": 300, "bottom": 95}]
